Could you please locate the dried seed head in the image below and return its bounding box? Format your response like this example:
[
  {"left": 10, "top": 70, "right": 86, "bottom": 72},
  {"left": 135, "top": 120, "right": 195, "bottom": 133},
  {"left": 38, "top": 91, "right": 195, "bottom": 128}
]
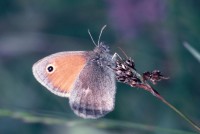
[
  {"left": 125, "top": 57, "right": 135, "bottom": 70},
  {"left": 114, "top": 55, "right": 168, "bottom": 89}
]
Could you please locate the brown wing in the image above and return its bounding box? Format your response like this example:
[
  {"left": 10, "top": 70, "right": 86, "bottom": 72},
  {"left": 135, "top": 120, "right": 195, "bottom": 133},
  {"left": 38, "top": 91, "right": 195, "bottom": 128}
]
[
  {"left": 69, "top": 59, "right": 116, "bottom": 119},
  {"left": 32, "top": 51, "right": 87, "bottom": 97}
]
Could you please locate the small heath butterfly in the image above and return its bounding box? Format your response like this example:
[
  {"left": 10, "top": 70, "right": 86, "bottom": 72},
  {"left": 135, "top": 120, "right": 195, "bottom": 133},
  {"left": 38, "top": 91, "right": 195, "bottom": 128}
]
[{"left": 32, "top": 26, "right": 116, "bottom": 119}]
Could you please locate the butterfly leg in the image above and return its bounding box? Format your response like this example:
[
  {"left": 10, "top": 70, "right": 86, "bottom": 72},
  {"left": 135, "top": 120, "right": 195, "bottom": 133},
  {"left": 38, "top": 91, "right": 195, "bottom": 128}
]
[{"left": 112, "top": 52, "right": 122, "bottom": 60}]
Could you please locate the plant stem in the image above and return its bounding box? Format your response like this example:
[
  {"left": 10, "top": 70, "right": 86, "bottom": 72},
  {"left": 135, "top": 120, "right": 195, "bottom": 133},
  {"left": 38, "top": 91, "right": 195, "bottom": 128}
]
[
  {"left": 160, "top": 97, "right": 200, "bottom": 132},
  {"left": 149, "top": 86, "right": 200, "bottom": 133}
]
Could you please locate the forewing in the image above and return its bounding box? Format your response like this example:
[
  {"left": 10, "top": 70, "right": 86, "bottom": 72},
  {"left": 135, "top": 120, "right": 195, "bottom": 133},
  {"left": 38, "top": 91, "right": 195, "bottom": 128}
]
[{"left": 32, "top": 51, "right": 87, "bottom": 97}]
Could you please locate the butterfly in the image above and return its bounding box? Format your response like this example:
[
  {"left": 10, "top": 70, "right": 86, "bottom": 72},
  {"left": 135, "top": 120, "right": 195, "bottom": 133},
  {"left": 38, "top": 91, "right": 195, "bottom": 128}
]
[{"left": 32, "top": 25, "right": 117, "bottom": 119}]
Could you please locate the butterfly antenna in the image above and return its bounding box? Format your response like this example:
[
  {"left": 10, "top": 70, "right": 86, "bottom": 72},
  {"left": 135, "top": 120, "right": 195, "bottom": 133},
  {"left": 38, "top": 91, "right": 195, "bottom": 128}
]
[
  {"left": 98, "top": 25, "right": 107, "bottom": 45},
  {"left": 88, "top": 29, "right": 97, "bottom": 46},
  {"left": 118, "top": 47, "right": 129, "bottom": 59}
]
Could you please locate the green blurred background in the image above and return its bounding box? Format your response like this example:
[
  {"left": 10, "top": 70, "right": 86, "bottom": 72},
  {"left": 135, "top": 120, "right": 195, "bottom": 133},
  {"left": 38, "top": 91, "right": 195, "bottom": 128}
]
[{"left": 0, "top": 0, "right": 200, "bottom": 134}]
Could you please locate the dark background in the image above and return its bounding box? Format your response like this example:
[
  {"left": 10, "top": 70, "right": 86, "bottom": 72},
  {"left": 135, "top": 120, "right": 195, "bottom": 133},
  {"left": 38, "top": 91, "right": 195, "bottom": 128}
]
[{"left": 0, "top": 0, "right": 200, "bottom": 134}]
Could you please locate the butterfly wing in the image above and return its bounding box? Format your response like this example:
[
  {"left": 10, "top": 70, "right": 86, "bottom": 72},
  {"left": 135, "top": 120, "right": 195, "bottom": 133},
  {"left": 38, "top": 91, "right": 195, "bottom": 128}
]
[
  {"left": 32, "top": 51, "right": 87, "bottom": 97},
  {"left": 69, "top": 61, "right": 116, "bottom": 119}
]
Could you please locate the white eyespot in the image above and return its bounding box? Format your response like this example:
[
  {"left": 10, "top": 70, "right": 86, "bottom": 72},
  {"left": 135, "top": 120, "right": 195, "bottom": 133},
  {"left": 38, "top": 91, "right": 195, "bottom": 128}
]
[{"left": 46, "top": 64, "right": 56, "bottom": 74}]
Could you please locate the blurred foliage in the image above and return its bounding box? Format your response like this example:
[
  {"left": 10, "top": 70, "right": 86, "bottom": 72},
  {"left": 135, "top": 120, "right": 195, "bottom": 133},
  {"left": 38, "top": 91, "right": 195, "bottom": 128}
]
[
  {"left": 0, "top": 109, "right": 197, "bottom": 134},
  {"left": 0, "top": 0, "right": 200, "bottom": 134},
  {"left": 184, "top": 42, "right": 200, "bottom": 63}
]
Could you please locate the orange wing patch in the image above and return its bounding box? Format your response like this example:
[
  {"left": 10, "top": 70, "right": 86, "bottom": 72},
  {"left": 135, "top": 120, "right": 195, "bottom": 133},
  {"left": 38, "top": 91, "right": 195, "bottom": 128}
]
[{"left": 47, "top": 54, "right": 86, "bottom": 95}]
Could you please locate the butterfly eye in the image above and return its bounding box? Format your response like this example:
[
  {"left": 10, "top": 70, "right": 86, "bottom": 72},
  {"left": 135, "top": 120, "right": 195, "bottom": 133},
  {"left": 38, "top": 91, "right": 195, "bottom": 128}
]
[{"left": 46, "top": 64, "right": 55, "bottom": 74}]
